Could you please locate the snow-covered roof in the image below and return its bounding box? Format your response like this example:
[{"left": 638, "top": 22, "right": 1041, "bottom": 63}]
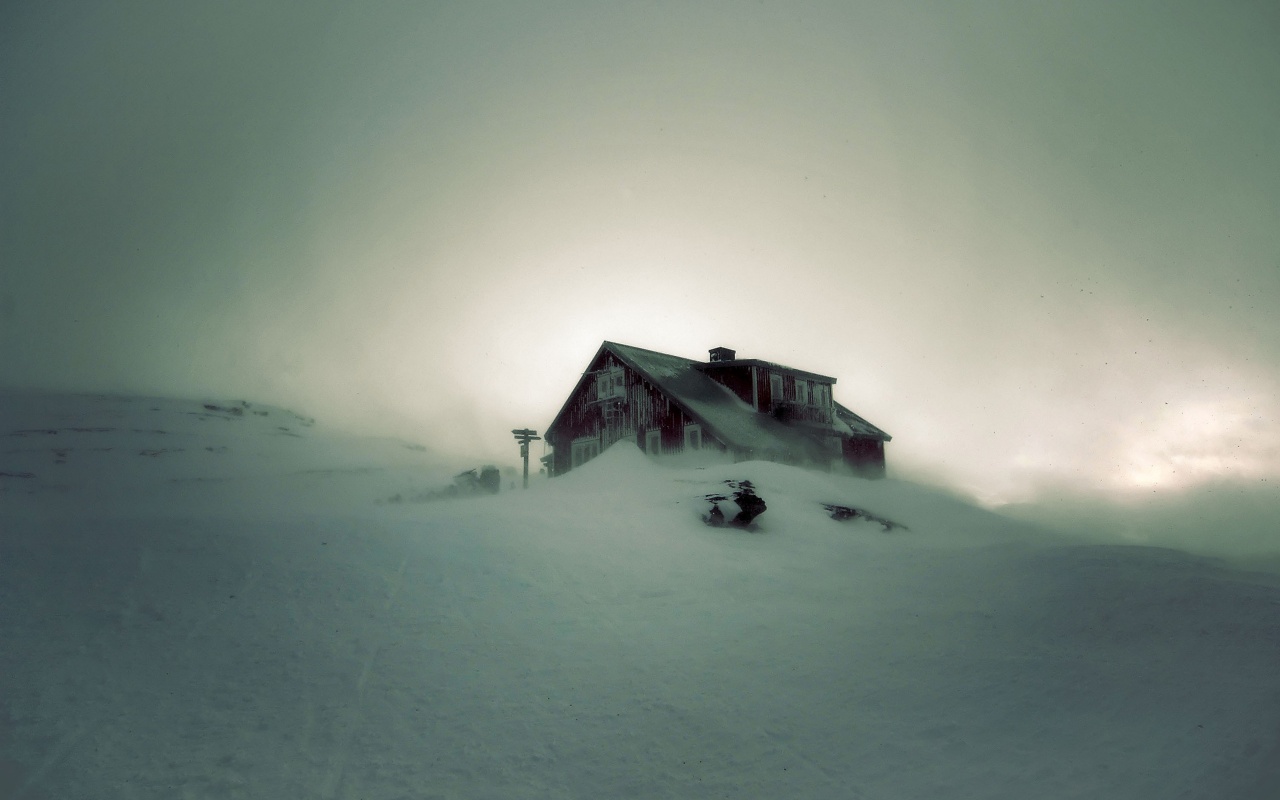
[
  {"left": 833, "top": 402, "right": 893, "bottom": 441},
  {"left": 603, "top": 342, "right": 889, "bottom": 458}
]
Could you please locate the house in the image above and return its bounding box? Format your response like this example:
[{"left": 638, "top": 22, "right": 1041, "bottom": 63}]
[{"left": 544, "top": 341, "right": 891, "bottom": 477}]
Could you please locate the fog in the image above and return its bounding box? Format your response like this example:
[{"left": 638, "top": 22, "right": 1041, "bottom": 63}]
[{"left": 3, "top": 1, "right": 1278, "bottom": 540}]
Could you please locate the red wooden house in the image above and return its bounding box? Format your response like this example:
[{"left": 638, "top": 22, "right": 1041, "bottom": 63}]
[{"left": 544, "top": 342, "right": 890, "bottom": 477}]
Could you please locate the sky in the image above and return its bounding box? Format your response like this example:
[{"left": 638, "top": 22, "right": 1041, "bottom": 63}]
[{"left": 3, "top": 0, "right": 1278, "bottom": 509}]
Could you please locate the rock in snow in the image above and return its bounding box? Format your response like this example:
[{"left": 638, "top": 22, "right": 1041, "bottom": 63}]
[
  {"left": 702, "top": 479, "right": 768, "bottom": 528},
  {"left": 823, "top": 503, "right": 908, "bottom": 531}
]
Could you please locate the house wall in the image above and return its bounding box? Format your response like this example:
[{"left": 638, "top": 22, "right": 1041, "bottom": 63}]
[
  {"left": 842, "top": 437, "right": 887, "bottom": 478},
  {"left": 756, "top": 367, "right": 772, "bottom": 409},
  {"left": 701, "top": 365, "right": 755, "bottom": 407},
  {"left": 757, "top": 369, "right": 835, "bottom": 425},
  {"left": 546, "top": 352, "right": 720, "bottom": 475},
  {"left": 547, "top": 348, "right": 883, "bottom": 477}
]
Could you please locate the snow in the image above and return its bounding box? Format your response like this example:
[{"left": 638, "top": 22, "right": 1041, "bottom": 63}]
[{"left": 3, "top": 391, "right": 1280, "bottom": 798}]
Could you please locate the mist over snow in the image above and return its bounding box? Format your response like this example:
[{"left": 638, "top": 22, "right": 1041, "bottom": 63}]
[
  {"left": 1000, "top": 478, "right": 1280, "bottom": 570},
  {"left": 3, "top": 1, "right": 1279, "bottom": 523},
  {"left": 3, "top": 0, "right": 1280, "bottom": 790},
  {"left": 3, "top": 390, "right": 1280, "bottom": 798}
]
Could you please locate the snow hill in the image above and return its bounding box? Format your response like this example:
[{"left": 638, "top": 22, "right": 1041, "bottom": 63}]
[
  {"left": 0, "top": 391, "right": 455, "bottom": 516},
  {"left": 2, "top": 391, "right": 1279, "bottom": 799}
]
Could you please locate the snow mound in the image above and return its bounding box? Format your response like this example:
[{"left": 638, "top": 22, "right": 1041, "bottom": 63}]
[
  {"left": 531, "top": 440, "right": 1042, "bottom": 548},
  {"left": 3, "top": 391, "right": 1279, "bottom": 799},
  {"left": 0, "top": 390, "right": 450, "bottom": 515}
]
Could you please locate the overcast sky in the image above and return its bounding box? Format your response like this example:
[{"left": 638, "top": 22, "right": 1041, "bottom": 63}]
[{"left": 3, "top": 0, "right": 1278, "bottom": 506}]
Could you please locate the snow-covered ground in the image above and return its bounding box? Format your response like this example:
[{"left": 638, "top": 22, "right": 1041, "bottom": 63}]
[{"left": 2, "top": 391, "right": 1279, "bottom": 799}]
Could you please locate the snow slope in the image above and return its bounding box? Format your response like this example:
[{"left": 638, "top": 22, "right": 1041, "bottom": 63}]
[{"left": 2, "top": 392, "right": 1279, "bottom": 799}]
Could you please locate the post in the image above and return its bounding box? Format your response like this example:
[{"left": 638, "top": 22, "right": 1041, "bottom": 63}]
[{"left": 512, "top": 429, "right": 541, "bottom": 490}]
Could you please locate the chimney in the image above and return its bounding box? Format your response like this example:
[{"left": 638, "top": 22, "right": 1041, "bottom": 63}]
[{"left": 708, "top": 347, "right": 736, "bottom": 363}]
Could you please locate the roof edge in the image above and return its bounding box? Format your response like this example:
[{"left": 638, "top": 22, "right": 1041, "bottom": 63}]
[
  {"left": 544, "top": 341, "right": 611, "bottom": 439},
  {"left": 834, "top": 401, "right": 892, "bottom": 441},
  {"left": 698, "top": 359, "right": 836, "bottom": 384}
]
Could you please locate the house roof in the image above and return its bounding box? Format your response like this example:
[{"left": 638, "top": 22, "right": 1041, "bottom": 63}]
[
  {"left": 546, "top": 342, "right": 891, "bottom": 458},
  {"left": 701, "top": 358, "right": 836, "bottom": 384},
  {"left": 833, "top": 402, "right": 892, "bottom": 440}
]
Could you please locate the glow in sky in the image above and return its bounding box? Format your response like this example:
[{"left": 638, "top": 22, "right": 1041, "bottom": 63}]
[{"left": 2, "top": 1, "right": 1278, "bottom": 506}]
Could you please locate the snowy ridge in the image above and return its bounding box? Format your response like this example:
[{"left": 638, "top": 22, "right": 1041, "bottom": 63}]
[
  {"left": 0, "top": 391, "right": 451, "bottom": 515},
  {"left": 2, "top": 392, "right": 1279, "bottom": 799}
]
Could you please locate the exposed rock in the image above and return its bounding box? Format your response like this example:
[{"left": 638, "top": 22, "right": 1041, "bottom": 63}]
[
  {"left": 455, "top": 465, "right": 501, "bottom": 495},
  {"left": 202, "top": 403, "right": 244, "bottom": 416},
  {"left": 823, "top": 504, "right": 907, "bottom": 532},
  {"left": 381, "top": 464, "right": 503, "bottom": 505},
  {"left": 704, "top": 502, "right": 726, "bottom": 527},
  {"left": 477, "top": 465, "right": 500, "bottom": 494},
  {"left": 703, "top": 479, "right": 767, "bottom": 529}
]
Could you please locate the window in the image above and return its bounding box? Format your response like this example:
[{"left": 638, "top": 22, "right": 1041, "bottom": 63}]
[
  {"left": 683, "top": 424, "right": 702, "bottom": 450},
  {"left": 796, "top": 380, "right": 809, "bottom": 405},
  {"left": 770, "top": 373, "right": 782, "bottom": 403},
  {"left": 596, "top": 367, "right": 625, "bottom": 400},
  {"left": 571, "top": 437, "right": 600, "bottom": 468},
  {"left": 645, "top": 429, "right": 661, "bottom": 455}
]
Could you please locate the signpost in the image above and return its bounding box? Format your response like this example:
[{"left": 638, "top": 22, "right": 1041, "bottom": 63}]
[{"left": 512, "top": 429, "right": 541, "bottom": 489}]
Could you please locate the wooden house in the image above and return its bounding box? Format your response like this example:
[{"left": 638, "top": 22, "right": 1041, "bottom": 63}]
[{"left": 544, "top": 342, "right": 891, "bottom": 477}]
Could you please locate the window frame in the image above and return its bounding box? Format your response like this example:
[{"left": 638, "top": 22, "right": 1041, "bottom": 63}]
[
  {"left": 571, "top": 436, "right": 601, "bottom": 468},
  {"left": 645, "top": 429, "right": 662, "bottom": 455},
  {"left": 683, "top": 423, "right": 702, "bottom": 451},
  {"left": 596, "top": 366, "right": 625, "bottom": 401}
]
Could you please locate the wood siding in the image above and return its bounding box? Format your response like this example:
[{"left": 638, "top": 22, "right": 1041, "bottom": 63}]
[
  {"left": 700, "top": 365, "right": 755, "bottom": 407},
  {"left": 546, "top": 351, "right": 722, "bottom": 475},
  {"left": 757, "top": 369, "right": 835, "bottom": 425},
  {"left": 842, "top": 437, "right": 887, "bottom": 478}
]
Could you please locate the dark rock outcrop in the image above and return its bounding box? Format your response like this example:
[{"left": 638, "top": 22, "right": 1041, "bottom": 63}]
[
  {"left": 823, "top": 504, "right": 907, "bottom": 532},
  {"left": 703, "top": 479, "right": 767, "bottom": 529}
]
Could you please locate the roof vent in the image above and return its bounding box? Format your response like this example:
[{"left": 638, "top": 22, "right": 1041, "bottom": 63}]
[{"left": 708, "top": 347, "right": 736, "bottom": 363}]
